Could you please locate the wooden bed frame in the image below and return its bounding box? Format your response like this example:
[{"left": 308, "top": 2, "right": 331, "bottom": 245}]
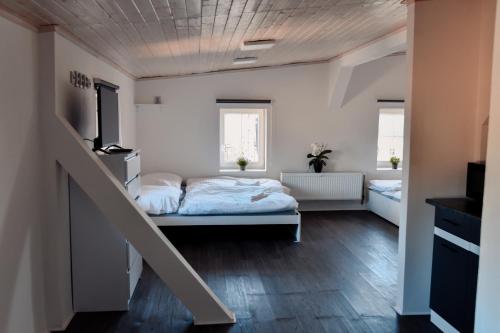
[
  {"left": 367, "top": 189, "right": 400, "bottom": 226},
  {"left": 151, "top": 211, "right": 302, "bottom": 242}
]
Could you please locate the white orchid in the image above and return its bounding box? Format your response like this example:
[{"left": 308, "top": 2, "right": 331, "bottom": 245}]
[{"left": 310, "top": 143, "right": 327, "bottom": 157}]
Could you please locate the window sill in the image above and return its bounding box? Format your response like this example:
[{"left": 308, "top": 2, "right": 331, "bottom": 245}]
[
  {"left": 377, "top": 168, "right": 403, "bottom": 171},
  {"left": 219, "top": 169, "right": 267, "bottom": 173}
]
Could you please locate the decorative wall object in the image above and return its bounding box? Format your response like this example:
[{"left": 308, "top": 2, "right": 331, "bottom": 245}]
[{"left": 70, "top": 70, "right": 91, "bottom": 89}]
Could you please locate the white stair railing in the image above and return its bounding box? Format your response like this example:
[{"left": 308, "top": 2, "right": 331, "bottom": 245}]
[{"left": 51, "top": 113, "right": 235, "bottom": 325}]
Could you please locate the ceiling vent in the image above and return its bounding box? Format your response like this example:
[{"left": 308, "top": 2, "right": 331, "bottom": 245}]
[
  {"left": 240, "top": 39, "right": 276, "bottom": 51},
  {"left": 233, "top": 57, "right": 258, "bottom": 65}
]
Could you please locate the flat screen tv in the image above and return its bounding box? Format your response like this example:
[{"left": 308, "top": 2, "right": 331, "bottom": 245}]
[
  {"left": 94, "top": 81, "right": 119, "bottom": 150},
  {"left": 466, "top": 162, "right": 486, "bottom": 201}
]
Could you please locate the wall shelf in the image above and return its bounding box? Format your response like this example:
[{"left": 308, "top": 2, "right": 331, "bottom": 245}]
[{"left": 135, "top": 104, "right": 166, "bottom": 112}]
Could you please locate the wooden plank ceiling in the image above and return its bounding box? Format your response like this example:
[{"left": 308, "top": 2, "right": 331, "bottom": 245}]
[{"left": 1, "top": 0, "right": 406, "bottom": 78}]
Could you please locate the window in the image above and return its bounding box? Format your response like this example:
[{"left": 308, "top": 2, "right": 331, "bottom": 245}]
[
  {"left": 377, "top": 104, "right": 404, "bottom": 169},
  {"left": 219, "top": 104, "right": 268, "bottom": 171}
]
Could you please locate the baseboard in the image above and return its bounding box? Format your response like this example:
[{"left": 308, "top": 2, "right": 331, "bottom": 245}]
[
  {"left": 193, "top": 312, "right": 237, "bottom": 326},
  {"left": 393, "top": 305, "right": 430, "bottom": 316},
  {"left": 298, "top": 200, "right": 366, "bottom": 211},
  {"left": 397, "top": 310, "right": 431, "bottom": 316}
]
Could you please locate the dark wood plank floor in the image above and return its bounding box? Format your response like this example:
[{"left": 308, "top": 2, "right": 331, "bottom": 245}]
[{"left": 61, "top": 211, "right": 439, "bottom": 333}]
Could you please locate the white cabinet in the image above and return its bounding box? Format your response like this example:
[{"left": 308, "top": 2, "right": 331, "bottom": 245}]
[
  {"left": 70, "top": 150, "right": 142, "bottom": 312},
  {"left": 99, "top": 151, "right": 141, "bottom": 184}
]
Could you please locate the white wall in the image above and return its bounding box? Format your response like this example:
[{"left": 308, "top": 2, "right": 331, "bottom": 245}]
[
  {"left": 397, "top": 0, "right": 494, "bottom": 315},
  {"left": 474, "top": 0, "right": 497, "bottom": 161},
  {"left": 135, "top": 55, "right": 406, "bottom": 183},
  {"left": 0, "top": 16, "right": 46, "bottom": 333},
  {"left": 474, "top": 0, "right": 496, "bottom": 162},
  {"left": 475, "top": 0, "right": 500, "bottom": 330},
  {"left": 54, "top": 34, "right": 136, "bottom": 148},
  {"left": 38, "top": 31, "right": 136, "bottom": 330}
]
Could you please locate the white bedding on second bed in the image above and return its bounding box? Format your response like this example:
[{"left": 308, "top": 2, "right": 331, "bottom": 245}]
[
  {"left": 178, "top": 176, "right": 298, "bottom": 215},
  {"left": 368, "top": 179, "right": 402, "bottom": 192},
  {"left": 381, "top": 190, "right": 401, "bottom": 202},
  {"left": 367, "top": 179, "right": 402, "bottom": 226},
  {"left": 367, "top": 179, "right": 402, "bottom": 202}
]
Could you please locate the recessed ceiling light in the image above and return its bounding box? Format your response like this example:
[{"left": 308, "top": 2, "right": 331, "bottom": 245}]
[
  {"left": 240, "top": 39, "right": 276, "bottom": 51},
  {"left": 233, "top": 57, "right": 258, "bottom": 65}
]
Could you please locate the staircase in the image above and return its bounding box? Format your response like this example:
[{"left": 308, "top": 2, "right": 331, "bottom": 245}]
[{"left": 51, "top": 113, "right": 235, "bottom": 325}]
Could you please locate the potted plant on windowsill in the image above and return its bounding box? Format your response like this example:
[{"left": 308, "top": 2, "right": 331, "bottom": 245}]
[
  {"left": 390, "top": 156, "right": 400, "bottom": 170},
  {"left": 307, "top": 143, "right": 332, "bottom": 173},
  {"left": 236, "top": 157, "right": 249, "bottom": 171}
]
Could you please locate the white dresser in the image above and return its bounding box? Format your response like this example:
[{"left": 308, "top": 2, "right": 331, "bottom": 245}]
[{"left": 70, "top": 150, "right": 143, "bottom": 312}]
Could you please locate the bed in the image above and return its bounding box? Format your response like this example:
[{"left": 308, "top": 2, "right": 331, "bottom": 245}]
[
  {"left": 138, "top": 175, "right": 302, "bottom": 242},
  {"left": 367, "top": 180, "right": 401, "bottom": 226}
]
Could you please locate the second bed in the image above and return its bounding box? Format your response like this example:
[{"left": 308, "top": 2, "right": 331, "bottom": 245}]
[{"left": 367, "top": 179, "right": 402, "bottom": 226}]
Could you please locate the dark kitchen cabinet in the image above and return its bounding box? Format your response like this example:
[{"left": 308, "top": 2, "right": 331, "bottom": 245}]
[{"left": 426, "top": 198, "right": 481, "bottom": 333}]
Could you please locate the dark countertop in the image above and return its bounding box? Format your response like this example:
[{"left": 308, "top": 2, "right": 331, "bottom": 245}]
[{"left": 426, "top": 197, "right": 482, "bottom": 220}]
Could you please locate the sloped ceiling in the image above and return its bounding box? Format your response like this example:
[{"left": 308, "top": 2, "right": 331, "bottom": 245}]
[{"left": 1, "top": 0, "right": 407, "bottom": 78}]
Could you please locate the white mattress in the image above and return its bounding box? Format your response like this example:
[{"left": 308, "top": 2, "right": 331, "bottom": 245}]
[
  {"left": 368, "top": 179, "right": 402, "bottom": 192},
  {"left": 137, "top": 173, "right": 183, "bottom": 215},
  {"left": 178, "top": 176, "right": 298, "bottom": 215},
  {"left": 367, "top": 190, "right": 400, "bottom": 226}
]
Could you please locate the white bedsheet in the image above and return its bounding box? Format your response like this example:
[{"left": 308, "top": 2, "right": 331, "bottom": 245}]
[
  {"left": 178, "top": 176, "right": 298, "bottom": 215},
  {"left": 137, "top": 173, "right": 183, "bottom": 215},
  {"left": 368, "top": 179, "right": 402, "bottom": 192}
]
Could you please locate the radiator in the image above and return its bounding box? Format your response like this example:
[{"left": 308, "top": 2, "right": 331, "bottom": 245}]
[{"left": 280, "top": 172, "right": 364, "bottom": 201}]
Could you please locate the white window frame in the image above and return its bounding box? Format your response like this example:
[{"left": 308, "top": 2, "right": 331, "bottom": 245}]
[
  {"left": 218, "top": 103, "right": 269, "bottom": 171},
  {"left": 376, "top": 102, "right": 405, "bottom": 170}
]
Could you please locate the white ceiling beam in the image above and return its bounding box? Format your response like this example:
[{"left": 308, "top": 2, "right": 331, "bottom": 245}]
[
  {"left": 339, "top": 28, "right": 407, "bottom": 67},
  {"left": 328, "top": 64, "right": 354, "bottom": 112},
  {"left": 328, "top": 28, "right": 407, "bottom": 111}
]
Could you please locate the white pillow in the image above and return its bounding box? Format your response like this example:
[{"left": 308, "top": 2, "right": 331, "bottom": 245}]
[
  {"left": 137, "top": 185, "right": 182, "bottom": 215},
  {"left": 141, "top": 173, "right": 182, "bottom": 188}
]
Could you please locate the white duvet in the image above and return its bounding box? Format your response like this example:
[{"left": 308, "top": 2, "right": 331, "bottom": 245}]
[
  {"left": 381, "top": 190, "right": 401, "bottom": 202},
  {"left": 178, "top": 176, "right": 298, "bottom": 215},
  {"left": 368, "top": 179, "right": 402, "bottom": 192},
  {"left": 136, "top": 173, "right": 183, "bottom": 215}
]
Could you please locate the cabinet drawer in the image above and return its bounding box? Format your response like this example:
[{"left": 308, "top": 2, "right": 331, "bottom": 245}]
[
  {"left": 125, "top": 154, "right": 141, "bottom": 182},
  {"left": 430, "top": 235, "right": 478, "bottom": 332},
  {"left": 127, "top": 241, "right": 141, "bottom": 271},
  {"left": 128, "top": 256, "right": 142, "bottom": 299},
  {"left": 435, "top": 207, "right": 481, "bottom": 245},
  {"left": 126, "top": 176, "right": 141, "bottom": 200}
]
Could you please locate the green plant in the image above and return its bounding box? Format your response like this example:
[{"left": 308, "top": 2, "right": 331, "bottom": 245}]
[
  {"left": 236, "top": 157, "right": 249, "bottom": 170},
  {"left": 390, "top": 156, "right": 400, "bottom": 169},
  {"left": 307, "top": 143, "right": 332, "bottom": 173},
  {"left": 390, "top": 156, "right": 400, "bottom": 165}
]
